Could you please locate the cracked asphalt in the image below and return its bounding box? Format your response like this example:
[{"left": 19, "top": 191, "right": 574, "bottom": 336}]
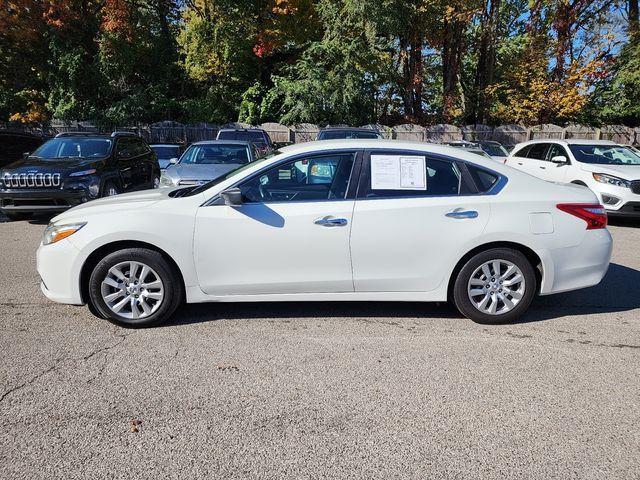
[{"left": 1, "top": 214, "right": 639, "bottom": 479}]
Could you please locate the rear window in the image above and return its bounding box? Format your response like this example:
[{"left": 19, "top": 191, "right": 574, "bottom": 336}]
[
  {"left": 218, "top": 130, "right": 266, "bottom": 144},
  {"left": 318, "top": 130, "right": 381, "bottom": 140}
]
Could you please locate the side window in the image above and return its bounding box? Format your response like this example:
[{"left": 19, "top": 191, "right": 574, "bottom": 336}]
[
  {"left": 512, "top": 145, "right": 531, "bottom": 158},
  {"left": 465, "top": 165, "right": 499, "bottom": 193},
  {"left": 547, "top": 144, "right": 569, "bottom": 162},
  {"left": 361, "top": 153, "right": 462, "bottom": 198},
  {"left": 116, "top": 139, "right": 133, "bottom": 158},
  {"left": 239, "top": 153, "right": 355, "bottom": 203},
  {"left": 525, "top": 143, "right": 549, "bottom": 160}
]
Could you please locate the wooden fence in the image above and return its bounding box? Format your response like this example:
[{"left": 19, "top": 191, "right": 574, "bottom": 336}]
[{"left": 11, "top": 121, "right": 640, "bottom": 146}]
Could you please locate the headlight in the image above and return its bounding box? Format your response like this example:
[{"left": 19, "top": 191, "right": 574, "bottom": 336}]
[
  {"left": 592, "top": 173, "right": 630, "bottom": 188},
  {"left": 160, "top": 173, "right": 175, "bottom": 187},
  {"left": 42, "top": 222, "right": 86, "bottom": 245},
  {"left": 69, "top": 169, "right": 97, "bottom": 177}
]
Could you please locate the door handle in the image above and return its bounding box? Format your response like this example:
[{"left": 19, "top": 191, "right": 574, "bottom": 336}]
[
  {"left": 314, "top": 216, "right": 348, "bottom": 227},
  {"left": 445, "top": 208, "right": 478, "bottom": 219},
  {"left": 540, "top": 166, "right": 546, "bottom": 169}
]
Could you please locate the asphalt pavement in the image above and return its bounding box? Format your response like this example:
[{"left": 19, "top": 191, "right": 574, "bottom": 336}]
[{"left": 1, "top": 214, "right": 639, "bottom": 479}]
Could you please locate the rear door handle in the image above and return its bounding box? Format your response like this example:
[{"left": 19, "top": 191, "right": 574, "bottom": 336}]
[
  {"left": 445, "top": 209, "right": 478, "bottom": 219},
  {"left": 314, "top": 216, "right": 348, "bottom": 227}
]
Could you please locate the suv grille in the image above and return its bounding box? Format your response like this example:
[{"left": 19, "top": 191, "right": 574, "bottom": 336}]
[
  {"left": 3, "top": 173, "right": 61, "bottom": 188},
  {"left": 631, "top": 180, "right": 640, "bottom": 195}
]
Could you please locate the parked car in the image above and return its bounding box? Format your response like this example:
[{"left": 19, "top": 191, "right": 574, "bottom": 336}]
[
  {"left": 317, "top": 127, "right": 383, "bottom": 140},
  {"left": 446, "top": 140, "right": 509, "bottom": 162},
  {"left": 150, "top": 144, "right": 184, "bottom": 169},
  {"left": 445, "top": 142, "right": 493, "bottom": 160},
  {"left": 216, "top": 128, "right": 274, "bottom": 154},
  {"left": 506, "top": 139, "right": 640, "bottom": 216},
  {"left": 0, "top": 130, "right": 46, "bottom": 168},
  {"left": 160, "top": 140, "right": 259, "bottom": 187},
  {"left": 0, "top": 132, "right": 160, "bottom": 220},
  {"left": 37, "top": 140, "right": 611, "bottom": 328}
]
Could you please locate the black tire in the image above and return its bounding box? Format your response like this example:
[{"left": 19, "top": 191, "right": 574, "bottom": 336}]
[
  {"left": 452, "top": 248, "right": 536, "bottom": 324},
  {"left": 87, "top": 248, "right": 183, "bottom": 328},
  {"left": 102, "top": 181, "right": 120, "bottom": 197},
  {"left": 4, "top": 211, "right": 32, "bottom": 221}
]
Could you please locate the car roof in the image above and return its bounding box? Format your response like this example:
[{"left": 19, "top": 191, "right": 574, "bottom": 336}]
[
  {"left": 319, "top": 127, "right": 379, "bottom": 132},
  {"left": 191, "top": 140, "right": 252, "bottom": 146},
  {"left": 217, "top": 128, "right": 266, "bottom": 133},
  {"left": 278, "top": 139, "right": 503, "bottom": 162},
  {"left": 516, "top": 138, "right": 618, "bottom": 147}
]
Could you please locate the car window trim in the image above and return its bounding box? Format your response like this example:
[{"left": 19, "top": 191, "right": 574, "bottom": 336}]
[
  {"left": 202, "top": 148, "right": 364, "bottom": 207},
  {"left": 355, "top": 148, "right": 507, "bottom": 201}
]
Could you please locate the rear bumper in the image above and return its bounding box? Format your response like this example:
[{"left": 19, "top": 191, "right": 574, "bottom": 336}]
[
  {"left": 538, "top": 229, "right": 612, "bottom": 295},
  {"left": 0, "top": 189, "right": 87, "bottom": 213}
]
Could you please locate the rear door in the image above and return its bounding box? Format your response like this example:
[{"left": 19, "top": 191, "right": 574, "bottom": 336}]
[
  {"left": 510, "top": 143, "right": 550, "bottom": 179},
  {"left": 194, "top": 150, "right": 360, "bottom": 295},
  {"left": 114, "top": 138, "right": 138, "bottom": 191},
  {"left": 350, "top": 150, "right": 493, "bottom": 293}
]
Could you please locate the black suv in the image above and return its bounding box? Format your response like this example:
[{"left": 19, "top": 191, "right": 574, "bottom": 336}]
[{"left": 0, "top": 132, "right": 160, "bottom": 220}]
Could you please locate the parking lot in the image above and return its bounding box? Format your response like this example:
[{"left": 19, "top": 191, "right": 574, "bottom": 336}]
[{"left": 0, "top": 215, "right": 638, "bottom": 479}]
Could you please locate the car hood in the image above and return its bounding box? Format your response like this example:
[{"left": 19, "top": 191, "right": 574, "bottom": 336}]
[
  {"left": 51, "top": 188, "right": 176, "bottom": 223},
  {"left": 579, "top": 163, "right": 640, "bottom": 179},
  {"left": 1, "top": 157, "right": 105, "bottom": 175},
  {"left": 164, "top": 163, "right": 242, "bottom": 181}
]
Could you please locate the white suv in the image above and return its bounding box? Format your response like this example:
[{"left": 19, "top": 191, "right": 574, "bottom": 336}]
[{"left": 506, "top": 139, "right": 640, "bottom": 217}]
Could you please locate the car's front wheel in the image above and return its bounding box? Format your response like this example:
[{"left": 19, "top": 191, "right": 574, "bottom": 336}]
[
  {"left": 452, "top": 248, "right": 536, "bottom": 324},
  {"left": 87, "top": 248, "right": 183, "bottom": 327}
]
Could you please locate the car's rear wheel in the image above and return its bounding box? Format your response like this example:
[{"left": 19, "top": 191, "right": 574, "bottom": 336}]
[
  {"left": 453, "top": 248, "right": 536, "bottom": 324},
  {"left": 87, "top": 248, "right": 182, "bottom": 327}
]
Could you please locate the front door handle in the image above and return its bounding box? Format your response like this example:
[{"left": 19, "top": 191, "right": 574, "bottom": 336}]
[
  {"left": 445, "top": 208, "right": 478, "bottom": 219},
  {"left": 314, "top": 216, "right": 348, "bottom": 227}
]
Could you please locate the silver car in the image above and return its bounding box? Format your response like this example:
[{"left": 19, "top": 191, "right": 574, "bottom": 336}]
[{"left": 160, "top": 140, "right": 259, "bottom": 187}]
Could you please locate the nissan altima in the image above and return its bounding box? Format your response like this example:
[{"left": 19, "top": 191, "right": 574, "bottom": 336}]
[{"left": 37, "top": 140, "right": 612, "bottom": 327}]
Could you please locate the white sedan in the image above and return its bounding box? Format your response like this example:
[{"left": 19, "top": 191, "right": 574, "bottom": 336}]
[{"left": 37, "top": 140, "right": 612, "bottom": 327}]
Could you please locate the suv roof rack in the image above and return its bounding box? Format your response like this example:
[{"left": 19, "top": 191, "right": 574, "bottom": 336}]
[
  {"left": 110, "top": 131, "right": 139, "bottom": 138},
  {"left": 55, "top": 131, "right": 102, "bottom": 138}
]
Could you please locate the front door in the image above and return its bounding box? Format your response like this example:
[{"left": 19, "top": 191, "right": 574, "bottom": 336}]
[{"left": 194, "top": 151, "right": 359, "bottom": 295}]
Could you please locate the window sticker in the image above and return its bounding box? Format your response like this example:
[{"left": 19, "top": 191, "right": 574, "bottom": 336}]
[{"left": 371, "top": 155, "right": 427, "bottom": 190}]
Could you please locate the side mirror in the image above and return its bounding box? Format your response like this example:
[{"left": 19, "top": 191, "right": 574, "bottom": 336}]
[
  {"left": 220, "top": 188, "right": 243, "bottom": 206},
  {"left": 551, "top": 155, "right": 568, "bottom": 164},
  {"left": 169, "top": 157, "right": 179, "bottom": 164}
]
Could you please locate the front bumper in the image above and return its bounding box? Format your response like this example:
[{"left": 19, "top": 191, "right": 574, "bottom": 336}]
[
  {"left": 606, "top": 202, "right": 640, "bottom": 217},
  {"left": 0, "top": 188, "right": 87, "bottom": 213},
  {"left": 37, "top": 239, "right": 84, "bottom": 305}
]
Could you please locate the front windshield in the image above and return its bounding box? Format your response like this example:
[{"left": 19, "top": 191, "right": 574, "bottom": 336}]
[
  {"left": 152, "top": 146, "right": 181, "bottom": 159},
  {"left": 481, "top": 143, "right": 509, "bottom": 157},
  {"left": 180, "top": 144, "right": 250, "bottom": 165},
  {"left": 569, "top": 145, "right": 640, "bottom": 165},
  {"left": 33, "top": 138, "right": 112, "bottom": 159},
  {"left": 181, "top": 149, "right": 282, "bottom": 197}
]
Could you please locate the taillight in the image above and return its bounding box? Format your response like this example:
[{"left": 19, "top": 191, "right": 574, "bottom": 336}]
[{"left": 556, "top": 203, "right": 607, "bottom": 230}]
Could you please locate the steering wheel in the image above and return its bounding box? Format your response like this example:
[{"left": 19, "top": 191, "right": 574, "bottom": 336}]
[{"left": 259, "top": 184, "right": 272, "bottom": 201}]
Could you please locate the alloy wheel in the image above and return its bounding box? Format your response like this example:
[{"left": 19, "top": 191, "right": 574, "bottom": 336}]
[
  {"left": 467, "top": 259, "right": 525, "bottom": 315},
  {"left": 100, "top": 261, "right": 164, "bottom": 319}
]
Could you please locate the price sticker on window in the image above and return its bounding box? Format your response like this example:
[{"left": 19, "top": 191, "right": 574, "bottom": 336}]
[{"left": 371, "top": 155, "right": 426, "bottom": 190}]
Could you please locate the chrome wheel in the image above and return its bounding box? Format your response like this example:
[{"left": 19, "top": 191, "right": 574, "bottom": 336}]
[
  {"left": 467, "top": 259, "right": 525, "bottom": 316},
  {"left": 100, "top": 261, "right": 164, "bottom": 319},
  {"left": 105, "top": 185, "right": 119, "bottom": 196}
]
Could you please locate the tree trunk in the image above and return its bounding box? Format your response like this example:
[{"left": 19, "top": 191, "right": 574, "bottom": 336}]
[
  {"left": 473, "top": 0, "right": 501, "bottom": 123},
  {"left": 630, "top": 0, "right": 639, "bottom": 38},
  {"left": 442, "top": 10, "right": 466, "bottom": 123}
]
